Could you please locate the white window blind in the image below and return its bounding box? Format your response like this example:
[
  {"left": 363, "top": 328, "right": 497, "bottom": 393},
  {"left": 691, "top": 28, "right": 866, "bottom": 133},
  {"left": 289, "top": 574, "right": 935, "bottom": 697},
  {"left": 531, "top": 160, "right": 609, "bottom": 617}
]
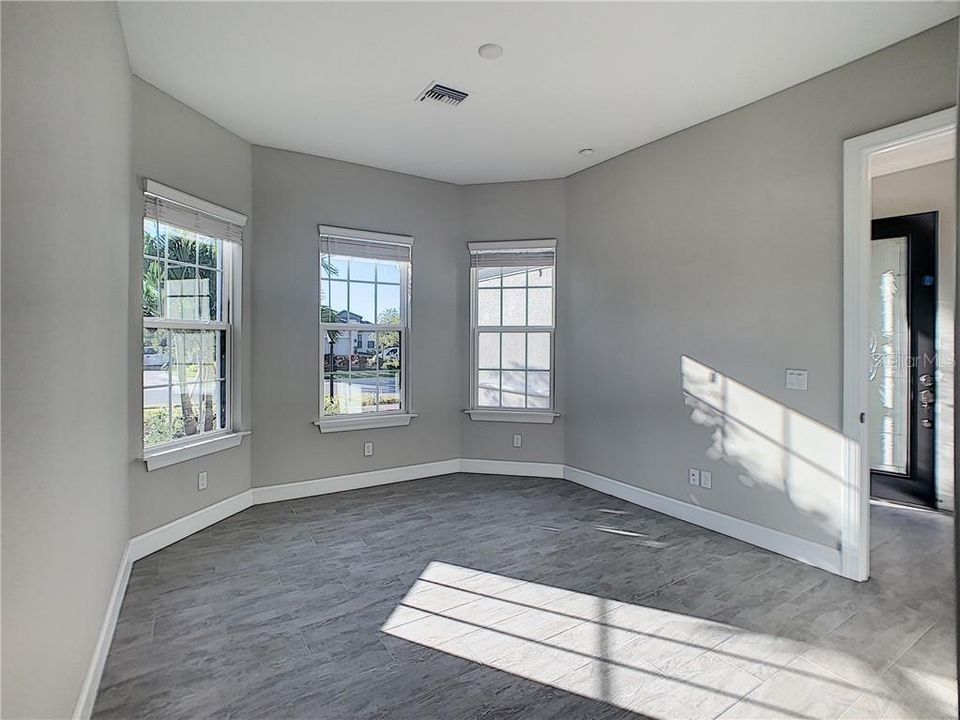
[
  {"left": 320, "top": 233, "right": 413, "bottom": 263},
  {"left": 144, "top": 180, "right": 246, "bottom": 244},
  {"left": 468, "top": 239, "right": 556, "bottom": 268}
]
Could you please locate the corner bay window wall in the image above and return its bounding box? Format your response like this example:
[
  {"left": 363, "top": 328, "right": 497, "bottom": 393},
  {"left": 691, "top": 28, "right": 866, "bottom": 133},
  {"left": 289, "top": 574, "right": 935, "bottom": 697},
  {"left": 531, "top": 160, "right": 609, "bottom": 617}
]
[
  {"left": 142, "top": 181, "right": 245, "bottom": 454},
  {"left": 318, "top": 226, "right": 413, "bottom": 430},
  {"left": 469, "top": 239, "right": 557, "bottom": 422}
]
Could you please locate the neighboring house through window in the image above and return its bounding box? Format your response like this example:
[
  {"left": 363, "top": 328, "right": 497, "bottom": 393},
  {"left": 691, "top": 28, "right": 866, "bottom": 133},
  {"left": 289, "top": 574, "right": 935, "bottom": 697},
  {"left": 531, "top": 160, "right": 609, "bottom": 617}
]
[
  {"left": 141, "top": 180, "right": 246, "bottom": 459},
  {"left": 467, "top": 239, "right": 558, "bottom": 423},
  {"left": 317, "top": 225, "right": 414, "bottom": 432}
]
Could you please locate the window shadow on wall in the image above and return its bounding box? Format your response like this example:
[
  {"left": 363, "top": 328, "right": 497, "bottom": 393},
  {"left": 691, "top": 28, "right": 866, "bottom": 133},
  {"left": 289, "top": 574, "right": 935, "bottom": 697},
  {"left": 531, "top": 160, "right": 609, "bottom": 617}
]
[{"left": 680, "top": 355, "right": 854, "bottom": 541}]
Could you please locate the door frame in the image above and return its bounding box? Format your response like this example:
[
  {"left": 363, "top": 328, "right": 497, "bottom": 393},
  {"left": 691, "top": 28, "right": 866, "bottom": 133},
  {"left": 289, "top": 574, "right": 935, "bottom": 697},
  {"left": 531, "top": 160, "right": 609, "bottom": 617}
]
[{"left": 842, "top": 107, "right": 956, "bottom": 581}]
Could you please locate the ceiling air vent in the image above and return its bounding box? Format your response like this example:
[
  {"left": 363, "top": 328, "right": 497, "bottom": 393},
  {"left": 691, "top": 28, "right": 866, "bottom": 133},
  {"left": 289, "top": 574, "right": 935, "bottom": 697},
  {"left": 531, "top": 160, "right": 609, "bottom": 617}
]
[{"left": 417, "top": 82, "right": 469, "bottom": 107}]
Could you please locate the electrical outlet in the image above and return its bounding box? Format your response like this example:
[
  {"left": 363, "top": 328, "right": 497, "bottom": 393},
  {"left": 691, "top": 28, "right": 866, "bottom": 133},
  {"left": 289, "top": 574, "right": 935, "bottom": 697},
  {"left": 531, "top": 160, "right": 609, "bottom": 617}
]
[
  {"left": 198, "top": 471, "right": 208, "bottom": 491},
  {"left": 688, "top": 468, "right": 700, "bottom": 486},
  {"left": 700, "top": 470, "right": 712, "bottom": 489},
  {"left": 363, "top": 442, "right": 374, "bottom": 457},
  {"left": 513, "top": 434, "right": 522, "bottom": 448}
]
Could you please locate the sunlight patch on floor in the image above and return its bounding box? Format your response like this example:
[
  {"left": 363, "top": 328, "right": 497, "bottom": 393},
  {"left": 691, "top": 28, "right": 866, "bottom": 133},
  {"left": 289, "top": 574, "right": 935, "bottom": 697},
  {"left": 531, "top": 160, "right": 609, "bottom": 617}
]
[{"left": 381, "top": 561, "right": 958, "bottom": 719}]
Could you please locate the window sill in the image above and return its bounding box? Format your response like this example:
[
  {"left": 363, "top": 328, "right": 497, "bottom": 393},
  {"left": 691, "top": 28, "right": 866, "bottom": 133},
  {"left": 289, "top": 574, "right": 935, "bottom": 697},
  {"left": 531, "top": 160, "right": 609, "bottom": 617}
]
[
  {"left": 143, "top": 431, "right": 250, "bottom": 471},
  {"left": 464, "top": 409, "right": 559, "bottom": 424},
  {"left": 314, "top": 413, "right": 418, "bottom": 433}
]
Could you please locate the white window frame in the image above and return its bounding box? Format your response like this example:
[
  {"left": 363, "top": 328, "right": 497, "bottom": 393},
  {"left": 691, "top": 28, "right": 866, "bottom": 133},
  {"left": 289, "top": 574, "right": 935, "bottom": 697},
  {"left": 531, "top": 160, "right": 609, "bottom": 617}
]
[
  {"left": 467, "top": 239, "right": 559, "bottom": 424},
  {"left": 315, "top": 225, "right": 416, "bottom": 433},
  {"left": 141, "top": 180, "right": 248, "bottom": 469}
]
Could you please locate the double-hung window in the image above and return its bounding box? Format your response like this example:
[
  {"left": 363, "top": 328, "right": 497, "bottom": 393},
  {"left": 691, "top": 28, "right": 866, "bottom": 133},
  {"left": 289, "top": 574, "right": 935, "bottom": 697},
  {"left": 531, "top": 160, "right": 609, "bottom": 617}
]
[
  {"left": 317, "top": 225, "right": 414, "bottom": 432},
  {"left": 468, "top": 239, "right": 558, "bottom": 423},
  {"left": 141, "top": 181, "right": 245, "bottom": 463}
]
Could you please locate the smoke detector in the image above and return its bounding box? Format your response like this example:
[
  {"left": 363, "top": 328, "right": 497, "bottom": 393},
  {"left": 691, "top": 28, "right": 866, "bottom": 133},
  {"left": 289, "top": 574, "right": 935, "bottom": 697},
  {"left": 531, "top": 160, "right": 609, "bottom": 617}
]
[{"left": 417, "top": 82, "right": 469, "bottom": 107}]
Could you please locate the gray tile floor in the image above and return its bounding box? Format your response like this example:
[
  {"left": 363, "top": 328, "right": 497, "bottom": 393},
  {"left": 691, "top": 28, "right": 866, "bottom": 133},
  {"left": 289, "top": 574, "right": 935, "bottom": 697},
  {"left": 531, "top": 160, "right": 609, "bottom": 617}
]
[{"left": 93, "top": 474, "right": 956, "bottom": 719}]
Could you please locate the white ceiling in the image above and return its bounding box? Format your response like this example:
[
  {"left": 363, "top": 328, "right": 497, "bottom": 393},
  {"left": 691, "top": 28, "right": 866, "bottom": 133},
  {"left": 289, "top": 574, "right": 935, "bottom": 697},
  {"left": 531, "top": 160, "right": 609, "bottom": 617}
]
[{"left": 118, "top": 2, "right": 958, "bottom": 185}]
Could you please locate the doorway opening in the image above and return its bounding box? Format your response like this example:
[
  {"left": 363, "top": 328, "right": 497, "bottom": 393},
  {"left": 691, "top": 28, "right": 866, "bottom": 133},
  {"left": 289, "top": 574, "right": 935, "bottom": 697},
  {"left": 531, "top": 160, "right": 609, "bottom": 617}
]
[
  {"left": 843, "top": 108, "right": 956, "bottom": 581},
  {"left": 868, "top": 211, "right": 939, "bottom": 508}
]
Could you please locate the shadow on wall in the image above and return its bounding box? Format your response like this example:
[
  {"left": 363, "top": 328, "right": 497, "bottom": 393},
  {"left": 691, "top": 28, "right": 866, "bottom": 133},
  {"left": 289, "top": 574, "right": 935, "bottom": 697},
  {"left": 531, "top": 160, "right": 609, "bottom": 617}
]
[{"left": 680, "top": 355, "right": 850, "bottom": 541}]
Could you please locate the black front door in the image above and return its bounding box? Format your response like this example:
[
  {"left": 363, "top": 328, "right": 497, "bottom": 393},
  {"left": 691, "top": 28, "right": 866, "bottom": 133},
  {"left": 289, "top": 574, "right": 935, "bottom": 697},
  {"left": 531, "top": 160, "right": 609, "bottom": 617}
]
[{"left": 869, "top": 212, "right": 938, "bottom": 508}]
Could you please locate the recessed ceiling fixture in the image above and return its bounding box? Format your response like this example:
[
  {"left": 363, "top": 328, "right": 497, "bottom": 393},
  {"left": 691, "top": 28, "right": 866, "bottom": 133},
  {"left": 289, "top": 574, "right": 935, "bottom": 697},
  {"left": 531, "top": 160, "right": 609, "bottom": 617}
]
[
  {"left": 579, "top": 148, "right": 595, "bottom": 155},
  {"left": 478, "top": 43, "right": 503, "bottom": 60},
  {"left": 417, "top": 82, "right": 469, "bottom": 107}
]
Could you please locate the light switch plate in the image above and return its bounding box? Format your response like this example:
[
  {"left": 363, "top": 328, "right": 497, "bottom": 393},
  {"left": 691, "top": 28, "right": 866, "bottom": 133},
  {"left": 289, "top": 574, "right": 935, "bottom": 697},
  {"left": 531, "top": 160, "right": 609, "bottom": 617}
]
[
  {"left": 513, "top": 434, "right": 522, "bottom": 448},
  {"left": 198, "top": 471, "right": 208, "bottom": 491},
  {"left": 785, "top": 368, "right": 808, "bottom": 391},
  {"left": 700, "top": 470, "right": 712, "bottom": 489},
  {"left": 363, "top": 442, "right": 374, "bottom": 457}
]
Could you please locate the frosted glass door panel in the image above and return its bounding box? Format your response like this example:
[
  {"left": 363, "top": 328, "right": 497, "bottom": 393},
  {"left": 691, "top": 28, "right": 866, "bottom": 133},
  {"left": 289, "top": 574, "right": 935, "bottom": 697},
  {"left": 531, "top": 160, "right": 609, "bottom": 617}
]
[{"left": 869, "top": 237, "right": 909, "bottom": 474}]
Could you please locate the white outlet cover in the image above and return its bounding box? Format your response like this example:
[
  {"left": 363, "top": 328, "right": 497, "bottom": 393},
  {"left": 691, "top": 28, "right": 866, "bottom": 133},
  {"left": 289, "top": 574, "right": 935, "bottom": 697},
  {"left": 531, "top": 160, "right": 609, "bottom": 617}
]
[
  {"left": 513, "top": 434, "right": 522, "bottom": 448},
  {"left": 688, "top": 468, "right": 700, "bottom": 486},
  {"left": 198, "top": 471, "right": 208, "bottom": 490},
  {"left": 363, "top": 442, "right": 374, "bottom": 457}
]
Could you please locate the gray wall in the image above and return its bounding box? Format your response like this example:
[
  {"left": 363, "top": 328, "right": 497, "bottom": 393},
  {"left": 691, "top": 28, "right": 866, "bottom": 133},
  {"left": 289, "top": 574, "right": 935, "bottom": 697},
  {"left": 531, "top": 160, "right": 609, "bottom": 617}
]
[
  {"left": 461, "top": 181, "right": 567, "bottom": 463},
  {"left": 2, "top": 15, "right": 955, "bottom": 717},
  {"left": 873, "top": 159, "right": 957, "bottom": 511},
  {"left": 1, "top": 3, "right": 132, "bottom": 717},
  {"left": 564, "top": 20, "right": 958, "bottom": 548},
  {"left": 251, "top": 148, "right": 464, "bottom": 486},
  {"left": 128, "top": 78, "right": 253, "bottom": 535}
]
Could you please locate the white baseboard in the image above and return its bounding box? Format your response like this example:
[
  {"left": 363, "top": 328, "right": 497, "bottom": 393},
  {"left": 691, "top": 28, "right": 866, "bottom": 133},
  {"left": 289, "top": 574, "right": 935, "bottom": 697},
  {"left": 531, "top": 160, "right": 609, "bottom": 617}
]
[
  {"left": 125, "top": 461, "right": 840, "bottom": 576},
  {"left": 71, "top": 543, "right": 132, "bottom": 720},
  {"left": 77, "top": 492, "right": 255, "bottom": 718},
  {"left": 250, "top": 459, "right": 462, "bottom": 504},
  {"left": 128, "top": 490, "right": 254, "bottom": 562},
  {"left": 78, "top": 456, "right": 845, "bottom": 718},
  {"left": 564, "top": 465, "right": 843, "bottom": 575},
  {"left": 129, "top": 458, "right": 555, "bottom": 567},
  {"left": 250, "top": 459, "right": 565, "bottom": 505},
  {"left": 460, "top": 458, "right": 565, "bottom": 478}
]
